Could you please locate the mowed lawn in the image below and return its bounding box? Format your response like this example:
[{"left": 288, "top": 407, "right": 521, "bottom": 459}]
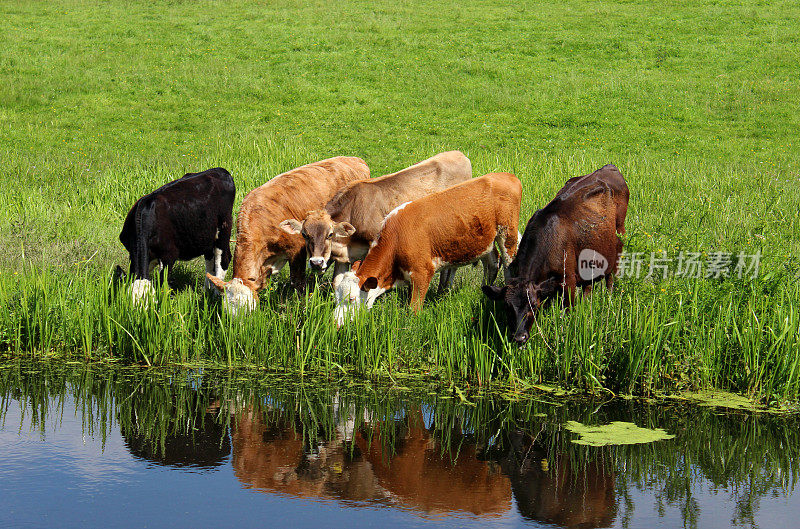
[{"left": 1, "top": 0, "right": 799, "bottom": 400}]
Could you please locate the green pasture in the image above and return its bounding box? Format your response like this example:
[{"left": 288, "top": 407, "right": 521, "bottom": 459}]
[{"left": 1, "top": 1, "right": 799, "bottom": 401}]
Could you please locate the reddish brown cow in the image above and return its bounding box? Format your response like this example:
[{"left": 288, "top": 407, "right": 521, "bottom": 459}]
[
  {"left": 483, "top": 164, "right": 629, "bottom": 344},
  {"left": 279, "top": 151, "right": 472, "bottom": 286},
  {"left": 207, "top": 157, "right": 369, "bottom": 314},
  {"left": 334, "top": 173, "right": 522, "bottom": 323}
]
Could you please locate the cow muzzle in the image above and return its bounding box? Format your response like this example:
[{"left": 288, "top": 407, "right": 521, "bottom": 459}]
[
  {"left": 309, "top": 257, "right": 327, "bottom": 272},
  {"left": 513, "top": 330, "right": 530, "bottom": 345}
]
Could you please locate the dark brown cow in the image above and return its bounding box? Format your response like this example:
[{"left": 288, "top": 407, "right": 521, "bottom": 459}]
[
  {"left": 279, "top": 151, "right": 472, "bottom": 286},
  {"left": 483, "top": 164, "right": 629, "bottom": 344},
  {"left": 207, "top": 157, "right": 369, "bottom": 314},
  {"left": 334, "top": 173, "right": 522, "bottom": 324}
]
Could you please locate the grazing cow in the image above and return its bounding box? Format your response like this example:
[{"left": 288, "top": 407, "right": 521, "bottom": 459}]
[
  {"left": 279, "top": 151, "right": 472, "bottom": 287},
  {"left": 118, "top": 167, "right": 235, "bottom": 305},
  {"left": 207, "top": 157, "right": 369, "bottom": 315},
  {"left": 483, "top": 164, "right": 629, "bottom": 344},
  {"left": 334, "top": 173, "right": 522, "bottom": 324}
]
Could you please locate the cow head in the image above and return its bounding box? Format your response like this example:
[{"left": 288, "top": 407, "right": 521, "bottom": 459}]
[
  {"left": 206, "top": 274, "right": 259, "bottom": 315},
  {"left": 332, "top": 261, "right": 388, "bottom": 327},
  {"left": 280, "top": 211, "right": 355, "bottom": 273},
  {"left": 131, "top": 278, "right": 156, "bottom": 307},
  {"left": 482, "top": 277, "right": 560, "bottom": 345}
]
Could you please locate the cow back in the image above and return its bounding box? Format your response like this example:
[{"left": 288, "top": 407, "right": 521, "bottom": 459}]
[
  {"left": 233, "top": 157, "right": 369, "bottom": 273},
  {"left": 327, "top": 151, "right": 472, "bottom": 243}
]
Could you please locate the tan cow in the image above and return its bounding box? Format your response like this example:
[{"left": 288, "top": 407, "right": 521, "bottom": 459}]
[
  {"left": 207, "top": 157, "right": 369, "bottom": 314},
  {"left": 334, "top": 173, "right": 522, "bottom": 324},
  {"left": 279, "top": 151, "right": 472, "bottom": 287}
]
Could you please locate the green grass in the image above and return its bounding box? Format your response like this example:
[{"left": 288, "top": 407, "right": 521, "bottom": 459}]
[{"left": 1, "top": 0, "right": 799, "bottom": 401}]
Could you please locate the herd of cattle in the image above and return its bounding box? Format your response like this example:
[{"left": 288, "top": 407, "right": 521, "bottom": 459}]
[{"left": 118, "top": 151, "right": 629, "bottom": 344}]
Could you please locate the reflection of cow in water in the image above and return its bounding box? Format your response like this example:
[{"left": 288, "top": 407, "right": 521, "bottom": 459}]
[
  {"left": 230, "top": 407, "right": 511, "bottom": 517},
  {"left": 488, "top": 429, "right": 617, "bottom": 528},
  {"left": 120, "top": 405, "right": 230, "bottom": 470},
  {"left": 229, "top": 406, "right": 616, "bottom": 526},
  {"left": 119, "top": 400, "right": 615, "bottom": 527}
]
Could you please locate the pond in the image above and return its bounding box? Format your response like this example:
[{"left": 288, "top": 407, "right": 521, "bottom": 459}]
[{"left": 0, "top": 361, "right": 798, "bottom": 528}]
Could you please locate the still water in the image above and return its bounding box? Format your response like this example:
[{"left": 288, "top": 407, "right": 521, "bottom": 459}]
[{"left": 0, "top": 362, "right": 798, "bottom": 529}]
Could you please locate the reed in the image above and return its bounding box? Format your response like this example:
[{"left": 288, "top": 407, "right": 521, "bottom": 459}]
[{"left": 1, "top": 259, "right": 799, "bottom": 401}]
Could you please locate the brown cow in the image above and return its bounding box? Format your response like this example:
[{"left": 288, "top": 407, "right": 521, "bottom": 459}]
[
  {"left": 278, "top": 151, "right": 472, "bottom": 287},
  {"left": 207, "top": 157, "right": 369, "bottom": 314},
  {"left": 483, "top": 164, "right": 629, "bottom": 344},
  {"left": 334, "top": 173, "right": 522, "bottom": 324},
  {"left": 230, "top": 406, "right": 512, "bottom": 518}
]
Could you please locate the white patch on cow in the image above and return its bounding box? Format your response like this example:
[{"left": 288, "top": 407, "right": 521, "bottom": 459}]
[
  {"left": 222, "top": 278, "right": 257, "bottom": 316},
  {"left": 131, "top": 279, "right": 155, "bottom": 307},
  {"left": 205, "top": 249, "right": 225, "bottom": 293},
  {"left": 431, "top": 257, "right": 450, "bottom": 270},
  {"left": 333, "top": 271, "right": 393, "bottom": 325},
  {"left": 381, "top": 201, "right": 411, "bottom": 230},
  {"left": 365, "top": 286, "right": 386, "bottom": 308},
  {"left": 214, "top": 248, "right": 224, "bottom": 277},
  {"left": 264, "top": 256, "right": 288, "bottom": 278},
  {"left": 333, "top": 271, "right": 362, "bottom": 326}
]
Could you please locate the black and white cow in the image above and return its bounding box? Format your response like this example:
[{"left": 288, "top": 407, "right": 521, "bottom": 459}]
[{"left": 119, "top": 167, "right": 235, "bottom": 304}]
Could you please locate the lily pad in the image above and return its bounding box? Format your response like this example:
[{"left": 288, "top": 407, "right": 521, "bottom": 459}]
[
  {"left": 680, "top": 391, "right": 762, "bottom": 412},
  {"left": 565, "top": 421, "right": 674, "bottom": 446}
]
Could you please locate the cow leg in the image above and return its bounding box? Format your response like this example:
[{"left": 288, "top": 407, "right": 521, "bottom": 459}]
[
  {"left": 289, "top": 248, "right": 308, "bottom": 293},
  {"left": 583, "top": 283, "right": 593, "bottom": 298},
  {"left": 481, "top": 249, "right": 500, "bottom": 286},
  {"left": 409, "top": 268, "right": 433, "bottom": 313},
  {"left": 437, "top": 266, "right": 456, "bottom": 294},
  {"left": 605, "top": 274, "right": 615, "bottom": 292}
]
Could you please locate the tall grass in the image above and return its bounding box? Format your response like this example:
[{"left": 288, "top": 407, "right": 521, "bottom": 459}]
[{"left": 1, "top": 260, "right": 799, "bottom": 401}]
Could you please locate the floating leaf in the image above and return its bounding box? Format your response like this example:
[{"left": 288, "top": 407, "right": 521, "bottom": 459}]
[{"left": 565, "top": 421, "right": 674, "bottom": 446}]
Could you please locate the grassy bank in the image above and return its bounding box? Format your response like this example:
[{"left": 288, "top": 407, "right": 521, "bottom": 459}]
[{"left": 1, "top": 1, "right": 799, "bottom": 400}]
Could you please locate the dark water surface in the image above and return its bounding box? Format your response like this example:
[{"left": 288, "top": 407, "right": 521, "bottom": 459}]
[{"left": 1, "top": 362, "right": 798, "bottom": 529}]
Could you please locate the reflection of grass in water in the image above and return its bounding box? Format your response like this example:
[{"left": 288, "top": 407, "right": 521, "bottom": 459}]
[
  {"left": 1, "top": 359, "right": 799, "bottom": 526},
  {"left": 565, "top": 420, "right": 675, "bottom": 446}
]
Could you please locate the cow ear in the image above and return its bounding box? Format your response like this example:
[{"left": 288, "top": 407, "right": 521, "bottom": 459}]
[
  {"left": 351, "top": 260, "right": 362, "bottom": 274},
  {"left": 206, "top": 273, "right": 227, "bottom": 292},
  {"left": 333, "top": 222, "right": 356, "bottom": 238},
  {"left": 481, "top": 285, "right": 506, "bottom": 300},
  {"left": 535, "top": 277, "right": 560, "bottom": 298},
  {"left": 362, "top": 277, "right": 378, "bottom": 291},
  {"left": 279, "top": 219, "right": 302, "bottom": 235}
]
